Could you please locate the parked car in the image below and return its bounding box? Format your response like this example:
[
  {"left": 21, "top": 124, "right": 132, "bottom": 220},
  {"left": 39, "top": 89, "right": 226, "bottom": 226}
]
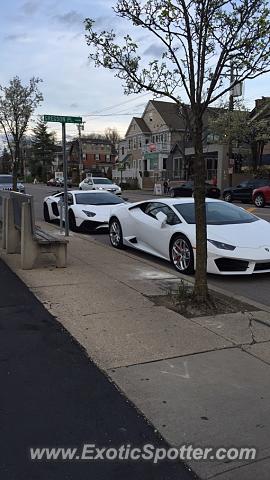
[
  {"left": 252, "top": 185, "right": 270, "bottom": 207},
  {"left": 43, "top": 190, "right": 127, "bottom": 232},
  {"left": 57, "top": 177, "right": 73, "bottom": 188},
  {"left": 47, "top": 177, "right": 72, "bottom": 188},
  {"left": 0, "top": 174, "right": 25, "bottom": 193},
  {"left": 109, "top": 197, "right": 270, "bottom": 275},
  {"left": 169, "top": 181, "right": 220, "bottom": 199},
  {"left": 47, "top": 178, "right": 59, "bottom": 187},
  {"left": 223, "top": 178, "right": 270, "bottom": 203},
  {"left": 79, "top": 177, "right": 122, "bottom": 195}
]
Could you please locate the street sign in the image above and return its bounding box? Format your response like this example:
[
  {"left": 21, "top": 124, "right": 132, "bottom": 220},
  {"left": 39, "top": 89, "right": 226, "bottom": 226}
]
[{"left": 43, "top": 115, "right": 82, "bottom": 124}]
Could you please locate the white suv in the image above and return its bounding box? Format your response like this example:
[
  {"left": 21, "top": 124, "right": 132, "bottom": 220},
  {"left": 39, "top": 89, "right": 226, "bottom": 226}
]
[{"left": 79, "top": 177, "right": 122, "bottom": 195}]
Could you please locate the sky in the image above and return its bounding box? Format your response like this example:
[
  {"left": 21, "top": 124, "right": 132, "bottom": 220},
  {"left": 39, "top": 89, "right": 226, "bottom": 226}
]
[{"left": 1, "top": 0, "right": 269, "bottom": 142}]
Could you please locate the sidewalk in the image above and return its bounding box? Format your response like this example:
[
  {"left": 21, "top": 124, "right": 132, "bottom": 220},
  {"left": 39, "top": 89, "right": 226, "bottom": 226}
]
[
  {"left": 2, "top": 223, "right": 270, "bottom": 479},
  {"left": 0, "top": 259, "right": 193, "bottom": 480}
]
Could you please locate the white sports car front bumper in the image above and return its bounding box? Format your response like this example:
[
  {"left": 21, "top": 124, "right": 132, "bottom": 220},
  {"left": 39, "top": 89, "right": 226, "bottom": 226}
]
[{"left": 206, "top": 246, "right": 270, "bottom": 275}]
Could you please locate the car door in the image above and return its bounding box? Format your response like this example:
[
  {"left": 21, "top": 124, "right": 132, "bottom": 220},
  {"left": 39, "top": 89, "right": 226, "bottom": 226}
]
[
  {"left": 129, "top": 202, "right": 180, "bottom": 257},
  {"left": 232, "top": 181, "right": 250, "bottom": 201}
]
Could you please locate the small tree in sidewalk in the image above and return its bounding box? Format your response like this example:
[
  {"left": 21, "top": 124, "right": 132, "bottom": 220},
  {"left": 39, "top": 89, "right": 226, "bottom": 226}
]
[
  {"left": 85, "top": 0, "right": 270, "bottom": 303},
  {"left": 0, "top": 76, "right": 43, "bottom": 189}
]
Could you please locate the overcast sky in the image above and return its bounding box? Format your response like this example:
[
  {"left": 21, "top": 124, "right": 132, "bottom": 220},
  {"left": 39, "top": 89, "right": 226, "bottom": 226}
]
[{"left": 1, "top": 0, "right": 269, "bottom": 142}]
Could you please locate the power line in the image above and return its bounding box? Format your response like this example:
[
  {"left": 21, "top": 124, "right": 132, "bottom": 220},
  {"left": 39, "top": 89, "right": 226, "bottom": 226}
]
[{"left": 89, "top": 92, "right": 150, "bottom": 115}]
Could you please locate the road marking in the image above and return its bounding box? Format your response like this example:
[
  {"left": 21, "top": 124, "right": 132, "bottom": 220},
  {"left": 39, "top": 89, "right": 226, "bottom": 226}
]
[
  {"left": 161, "top": 360, "right": 190, "bottom": 379},
  {"left": 246, "top": 207, "right": 256, "bottom": 212}
]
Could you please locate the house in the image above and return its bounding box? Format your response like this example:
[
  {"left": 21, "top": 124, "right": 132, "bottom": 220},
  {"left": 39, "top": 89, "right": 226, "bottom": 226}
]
[
  {"left": 69, "top": 137, "right": 117, "bottom": 178},
  {"left": 116, "top": 100, "right": 187, "bottom": 188}
]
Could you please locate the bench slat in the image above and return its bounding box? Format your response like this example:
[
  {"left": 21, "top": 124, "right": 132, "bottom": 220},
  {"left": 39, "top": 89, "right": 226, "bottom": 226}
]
[{"left": 34, "top": 228, "right": 68, "bottom": 244}]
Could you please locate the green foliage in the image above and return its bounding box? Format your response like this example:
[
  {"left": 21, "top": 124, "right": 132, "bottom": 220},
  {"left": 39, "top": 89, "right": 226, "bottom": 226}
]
[
  {"left": 0, "top": 146, "right": 12, "bottom": 174},
  {"left": 30, "top": 118, "right": 56, "bottom": 181},
  {"left": 209, "top": 101, "right": 270, "bottom": 166}
]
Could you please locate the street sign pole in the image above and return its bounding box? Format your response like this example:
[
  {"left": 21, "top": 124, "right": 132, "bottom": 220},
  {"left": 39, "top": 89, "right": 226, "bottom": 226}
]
[
  {"left": 62, "top": 122, "right": 69, "bottom": 236},
  {"left": 43, "top": 114, "right": 83, "bottom": 237}
]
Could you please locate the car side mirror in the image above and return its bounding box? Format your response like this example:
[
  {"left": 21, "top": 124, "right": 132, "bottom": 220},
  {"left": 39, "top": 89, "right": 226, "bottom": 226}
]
[{"left": 156, "top": 211, "right": 168, "bottom": 227}]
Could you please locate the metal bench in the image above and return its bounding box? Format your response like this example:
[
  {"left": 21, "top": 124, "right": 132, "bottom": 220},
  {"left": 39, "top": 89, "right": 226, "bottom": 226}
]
[{"left": 3, "top": 192, "right": 68, "bottom": 270}]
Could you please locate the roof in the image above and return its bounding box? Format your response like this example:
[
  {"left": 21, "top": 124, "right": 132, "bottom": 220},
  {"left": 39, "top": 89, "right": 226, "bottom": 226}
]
[
  {"left": 133, "top": 117, "right": 151, "bottom": 133},
  {"left": 149, "top": 100, "right": 185, "bottom": 130}
]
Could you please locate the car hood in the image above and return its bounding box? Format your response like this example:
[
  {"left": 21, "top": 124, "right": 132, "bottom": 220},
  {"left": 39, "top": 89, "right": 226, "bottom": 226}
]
[
  {"left": 207, "top": 219, "right": 270, "bottom": 248},
  {"left": 94, "top": 184, "right": 120, "bottom": 189},
  {"left": 76, "top": 202, "right": 128, "bottom": 217}
]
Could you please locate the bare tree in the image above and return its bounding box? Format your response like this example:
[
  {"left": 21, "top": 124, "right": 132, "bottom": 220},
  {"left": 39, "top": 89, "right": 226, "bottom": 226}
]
[
  {"left": 0, "top": 76, "right": 43, "bottom": 189},
  {"left": 85, "top": 0, "right": 270, "bottom": 302}
]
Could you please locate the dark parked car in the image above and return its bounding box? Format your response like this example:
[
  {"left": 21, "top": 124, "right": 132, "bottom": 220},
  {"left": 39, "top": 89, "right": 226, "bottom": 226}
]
[
  {"left": 0, "top": 174, "right": 25, "bottom": 193},
  {"left": 223, "top": 178, "right": 270, "bottom": 203},
  {"left": 169, "top": 181, "right": 220, "bottom": 199}
]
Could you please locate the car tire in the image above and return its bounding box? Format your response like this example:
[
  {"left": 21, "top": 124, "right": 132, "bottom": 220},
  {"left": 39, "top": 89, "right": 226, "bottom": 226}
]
[
  {"left": 109, "top": 218, "right": 125, "bottom": 249},
  {"left": 170, "top": 189, "right": 175, "bottom": 198},
  {"left": 254, "top": 193, "right": 265, "bottom": 208},
  {"left": 224, "top": 192, "right": 232, "bottom": 202},
  {"left": 43, "top": 203, "right": 51, "bottom": 222},
  {"left": 68, "top": 210, "right": 78, "bottom": 232},
  {"left": 170, "top": 234, "right": 194, "bottom": 275}
]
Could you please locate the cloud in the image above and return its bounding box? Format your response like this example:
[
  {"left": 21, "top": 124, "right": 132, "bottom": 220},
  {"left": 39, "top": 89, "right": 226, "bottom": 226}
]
[
  {"left": 4, "top": 33, "right": 29, "bottom": 42},
  {"left": 70, "top": 103, "right": 79, "bottom": 109},
  {"left": 53, "top": 10, "right": 84, "bottom": 27},
  {"left": 143, "top": 44, "right": 164, "bottom": 57},
  {"left": 22, "top": 1, "right": 39, "bottom": 15}
]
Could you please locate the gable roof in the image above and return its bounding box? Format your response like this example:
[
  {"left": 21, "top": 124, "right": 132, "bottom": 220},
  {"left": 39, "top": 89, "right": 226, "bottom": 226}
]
[
  {"left": 133, "top": 117, "right": 151, "bottom": 133},
  {"left": 148, "top": 100, "right": 185, "bottom": 130}
]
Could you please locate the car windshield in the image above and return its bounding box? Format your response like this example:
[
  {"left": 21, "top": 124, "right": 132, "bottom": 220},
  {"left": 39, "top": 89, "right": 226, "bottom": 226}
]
[
  {"left": 0, "top": 176, "right": 12, "bottom": 184},
  {"left": 174, "top": 202, "right": 259, "bottom": 225},
  {"left": 75, "top": 192, "right": 124, "bottom": 205},
  {"left": 93, "top": 178, "right": 113, "bottom": 185}
]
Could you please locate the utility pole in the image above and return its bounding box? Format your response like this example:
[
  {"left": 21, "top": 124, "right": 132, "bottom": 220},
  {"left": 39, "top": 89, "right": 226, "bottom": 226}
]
[
  {"left": 228, "top": 63, "right": 234, "bottom": 188},
  {"left": 76, "top": 122, "right": 85, "bottom": 181}
]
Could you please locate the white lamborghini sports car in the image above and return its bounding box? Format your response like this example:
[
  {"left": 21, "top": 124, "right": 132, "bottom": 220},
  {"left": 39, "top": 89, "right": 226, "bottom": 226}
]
[
  {"left": 108, "top": 197, "right": 270, "bottom": 275},
  {"left": 43, "top": 190, "right": 126, "bottom": 232}
]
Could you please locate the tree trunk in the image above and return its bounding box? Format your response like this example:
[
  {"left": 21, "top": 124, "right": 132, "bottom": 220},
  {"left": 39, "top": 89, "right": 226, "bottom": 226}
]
[
  {"left": 193, "top": 115, "right": 209, "bottom": 303},
  {"left": 12, "top": 141, "right": 20, "bottom": 191}
]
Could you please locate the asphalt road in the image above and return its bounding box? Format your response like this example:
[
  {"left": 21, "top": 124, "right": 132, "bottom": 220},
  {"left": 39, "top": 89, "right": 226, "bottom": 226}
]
[
  {"left": 27, "top": 183, "right": 270, "bottom": 308},
  {"left": 0, "top": 259, "right": 194, "bottom": 480}
]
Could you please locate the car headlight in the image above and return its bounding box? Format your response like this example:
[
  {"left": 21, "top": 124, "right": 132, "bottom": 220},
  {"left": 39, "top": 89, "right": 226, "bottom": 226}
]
[
  {"left": 208, "top": 239, "right": 236, "bottom": 251},
  {"left": 82, "top": 210, "right": 96, "bottom": 218}
]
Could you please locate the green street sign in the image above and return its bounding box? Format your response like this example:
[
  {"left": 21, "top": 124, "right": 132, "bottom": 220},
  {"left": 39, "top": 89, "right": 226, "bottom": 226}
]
[{"left": 43, "top": 115, "right": 82, "bottom": 124}]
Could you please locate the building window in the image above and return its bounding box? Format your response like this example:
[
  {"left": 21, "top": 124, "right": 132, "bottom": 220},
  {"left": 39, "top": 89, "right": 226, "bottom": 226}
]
[
  {"left": 128, "top": 139, "right": 132, "bottom": 150},
  {"left": 121, "top": 147, "right": 125, "bottom": 155},
  {"left": 163, "top": 158, "right": 167, "bottom": 169},
  {"left": 95, "top": 154, "right": 99, "bottom": 161}
]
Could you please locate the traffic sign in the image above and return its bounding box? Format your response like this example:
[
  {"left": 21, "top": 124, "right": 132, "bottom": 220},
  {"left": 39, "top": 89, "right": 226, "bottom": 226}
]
[
  {"left": 43, "top": 115, "right": 82, "bottom": 124},
  {"left": 118, "top": 164, "right": 126, "bottom": 171}
]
